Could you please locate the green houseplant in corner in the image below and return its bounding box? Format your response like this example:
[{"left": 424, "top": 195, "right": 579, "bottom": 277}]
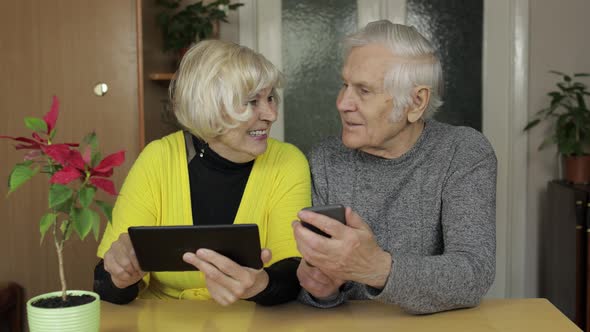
[
  {"left": 155, "top": 0, "right": 244, "bottom": 57},
  {"left": 0, "top": 96, "right": 125, "bottom": 332},
  {"left": 524, "top": 71, "right": 590, "bottom": 183}
]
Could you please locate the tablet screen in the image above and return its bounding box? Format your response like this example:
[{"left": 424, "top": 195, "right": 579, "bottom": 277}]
[{"left": 128, "top": 224, "right": 262, "bottom": 271}]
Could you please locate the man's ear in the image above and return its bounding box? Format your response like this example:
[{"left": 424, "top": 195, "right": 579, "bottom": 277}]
[{"left": 406, "top": 85, "right": 430, "bottom": 123}]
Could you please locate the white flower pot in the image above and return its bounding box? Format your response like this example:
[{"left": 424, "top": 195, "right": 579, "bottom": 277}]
[{"left": 27, "top": 290, "right": 100, "bottom": 332}]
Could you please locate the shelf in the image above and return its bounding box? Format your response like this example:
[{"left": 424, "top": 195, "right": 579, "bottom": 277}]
[{"left": 148, "top": 73, "right": 175, "bottom": 81}]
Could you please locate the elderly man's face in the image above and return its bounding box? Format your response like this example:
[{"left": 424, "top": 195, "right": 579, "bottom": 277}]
[{"left": 337, "top": 44, "right": 414, "bottom": 158}]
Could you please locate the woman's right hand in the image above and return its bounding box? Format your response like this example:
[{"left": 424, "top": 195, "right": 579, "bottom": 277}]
[{"left": 103, "top": 233, "right": 146, "bottom": 289}]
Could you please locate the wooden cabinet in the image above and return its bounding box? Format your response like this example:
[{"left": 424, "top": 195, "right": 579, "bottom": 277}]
[{"left": 542, "top": 180, "right": 589, "bottom": 331}]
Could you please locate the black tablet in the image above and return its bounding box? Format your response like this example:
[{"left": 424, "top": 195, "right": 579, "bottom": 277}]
[{"left": 128, "top": 224, "right": 263, "bottom": 272}]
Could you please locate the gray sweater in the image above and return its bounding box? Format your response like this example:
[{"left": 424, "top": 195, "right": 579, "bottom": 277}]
[{"left": 298, "top": 119, "right": 497, "bottom": 314}]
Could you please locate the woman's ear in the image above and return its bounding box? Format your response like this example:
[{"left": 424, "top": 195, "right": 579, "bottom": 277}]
[{"left": 407, "top": 86, "right": 430, "bottom": 123}]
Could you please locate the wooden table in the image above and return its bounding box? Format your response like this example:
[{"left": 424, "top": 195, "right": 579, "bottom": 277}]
[{"left": 100, "top": 298, "right": 581, "bottom": 331}]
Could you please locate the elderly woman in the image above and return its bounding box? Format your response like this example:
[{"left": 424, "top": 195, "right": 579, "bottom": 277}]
[{"left": 93, "top": 40, "right": 310, "bottom": 306}]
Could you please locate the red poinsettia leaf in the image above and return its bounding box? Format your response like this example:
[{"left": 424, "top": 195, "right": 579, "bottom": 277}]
[
  {"left": 65, "top": 149, "right": 86, "bottom": 170},
  {"left": 32, "top": 132, "right": 47, "bottom": 144},
  {"left": 93, "top": 150, "right": 125, "bottom": 173},
  {"left": 82, "top": 145, "right": 92, "bottom": 165},
  {"left": 41, "top": 144, "right": 72, "bottom": 165},
  {"left": 43, "top": 96, "right": 59, "bottom": 134},
  {"left": 90, "top": 178, "right": 117, "bottom": 196},
  {"left": 0, "top": 135, "right": 40, "bottom": 145},
  {"left": 49, "top": 166, "right": 83, "bottom": 185},
  {"left": 65, "top": 142, "right": 80, "bottom": 147},
  {"left": 90, "top": 168, "right": 113, "bottom": 178}
]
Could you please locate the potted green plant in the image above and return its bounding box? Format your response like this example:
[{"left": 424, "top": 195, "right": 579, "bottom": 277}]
[
  {"left": 155, "top": 0, "right": 244, "bottom": 57},
  {"left": 0, "top": 96, "right": 126, "bottom": 332},
  {"left": 524, "top": 71, "right": 590, "bottom": 184}
]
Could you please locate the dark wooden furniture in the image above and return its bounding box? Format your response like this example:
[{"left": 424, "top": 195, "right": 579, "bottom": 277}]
[
  {"left": 542, "top": 180, "right": 589, "bottom": 331},
  {"left": 0, "top": 282, "right": 24, "bottom": 332}
]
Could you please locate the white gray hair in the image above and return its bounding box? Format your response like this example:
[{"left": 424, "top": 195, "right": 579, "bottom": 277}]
[{"left": 344, "top": 20, "right": 444, "bottom": 120}]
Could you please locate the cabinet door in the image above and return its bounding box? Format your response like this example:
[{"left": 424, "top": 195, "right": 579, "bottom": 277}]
[
  {"left": 0, "top": 0, "right": 139, "bottom": 298},
  {"left": 541, "top": 181, "right": 587, "bottom": 329}
]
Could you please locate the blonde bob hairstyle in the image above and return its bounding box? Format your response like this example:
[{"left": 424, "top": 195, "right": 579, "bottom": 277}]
[
  {"left": 344, "top": 20, "right": 444, "bottom": 120},
  {"left": 171, "top": 40, "right": 283, "bottom": 140}
]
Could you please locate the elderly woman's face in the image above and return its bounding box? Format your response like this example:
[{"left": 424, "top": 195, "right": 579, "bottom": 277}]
[{"left": 208, "top": 87, "right": 278, "bottom": 163}]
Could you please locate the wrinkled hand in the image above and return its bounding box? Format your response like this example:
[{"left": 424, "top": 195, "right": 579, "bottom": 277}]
[
  {"left": 103, "top": 233, "right": 146, "bottom": 289},
  {"left": 183, "top": 248, "right": 272, "bottom": 306},
  {"left": 297, "top": 258, "right": 344, "bottom": 300},
  {"left": 293, "top": 207, "right": 392, "bottom": 289}
]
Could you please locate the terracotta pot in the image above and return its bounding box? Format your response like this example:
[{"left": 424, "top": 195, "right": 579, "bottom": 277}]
[{"left": 563, "top": 155, "right": 590, "bottom": 184}]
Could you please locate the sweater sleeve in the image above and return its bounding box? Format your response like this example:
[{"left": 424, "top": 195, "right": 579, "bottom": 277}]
[
  {"left": 363, "top": 149, "right": 497, "bottom": 314},
  {"left": 298, "top": 140, "right": 348, "bottom": 308}
]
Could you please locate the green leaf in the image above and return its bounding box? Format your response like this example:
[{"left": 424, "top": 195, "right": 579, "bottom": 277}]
[
  {"left": 73, "top": 207, "right": 98, "bottom": 240},
  {"left": 538, "top": 136, "right": 555, "bottom": 150},
  {"left": 81, "top": 132, "right": 102, "bottom": 167},
  {"left": 24, "top": 117, "right": 48, "bottom": 133},
  {"left": 92, "top": 217, "right": 100, "bottom": 241},
  {"left": 53, "top": 197, "right": 73, "bottom": 214},
  {"left": 549, "top": 70, "right": 566, "bottom": 76},
  {"left": 78, "top": 186, "right": 96, "bottom": 208},
  {"left": 8, "top": 163, "right": 39, "bottom": 194},
  {"left": 82, "top": 132, "right": 98, "bottom": 150},
  {"left": 48, "top": 184, "right": 73, "bottom": 209},
  {"left": 95, "top": 200, "right": 113, "bottom": 223},
  {"left": 39, "top": 213, "right": 57, "bottom": 244},
  {"left": 573, "top": 73, "right": 590, "bottom": 77},
  {"left": 60, "top": 220, "right": 74, "bottom": 240},
  {"left": 49, "top": 127, "right": 57, "bottom": 140},
  {"left": 523, "top": 119, "right": 541, "bottom": 131},
  {"left": 91, "top": 151, "right": 102, "bottom": 169},
  {"left": 228, "top": 3, "right": 244, "bottom": 10}
]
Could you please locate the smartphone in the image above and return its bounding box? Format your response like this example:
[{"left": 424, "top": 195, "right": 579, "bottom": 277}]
[{"left": 301, "top": 204, "right": 346, "bottom": 238}]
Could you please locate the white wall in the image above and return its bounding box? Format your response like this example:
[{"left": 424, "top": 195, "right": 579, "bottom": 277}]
[{"left": 525, "top": 0, "right": 590, "bottom": 297}]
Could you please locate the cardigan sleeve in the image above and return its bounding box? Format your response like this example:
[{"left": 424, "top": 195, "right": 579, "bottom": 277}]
[
  {"left": 262, "top": 143, "right": 312, "bottom": 264},
  {"left": 96, "top": 140, "right": 163, "bottom": 258}
]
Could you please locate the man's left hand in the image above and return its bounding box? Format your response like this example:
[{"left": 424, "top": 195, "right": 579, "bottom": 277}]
[{"left": 293, "top": 207, "right": 392, "bottom": 289}]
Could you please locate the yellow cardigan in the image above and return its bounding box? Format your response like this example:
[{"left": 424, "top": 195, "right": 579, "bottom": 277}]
[{"left": 97, "top": 131, "right": 311, "bottom": 300}]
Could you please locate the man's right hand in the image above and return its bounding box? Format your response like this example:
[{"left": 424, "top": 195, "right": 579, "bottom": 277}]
[
  {"left": 297, "top": 259, "right": 344, "bottom": 300},
  {"left": 103, "top": 233, "right": 146, "bottom": 289}
]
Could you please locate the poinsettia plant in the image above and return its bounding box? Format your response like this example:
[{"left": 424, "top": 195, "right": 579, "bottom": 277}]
[{"left": 1, "top": 96, "right": 125, "bottom": 301}]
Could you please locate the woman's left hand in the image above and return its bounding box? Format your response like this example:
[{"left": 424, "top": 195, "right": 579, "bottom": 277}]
[{"left": 183, "top": 248, "right": 272, "bottom": 306}]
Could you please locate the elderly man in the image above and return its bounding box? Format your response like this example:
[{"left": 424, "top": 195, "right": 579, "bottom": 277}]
[{"left": 292, "top": 20, "right": 497, "bottom": 314}]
